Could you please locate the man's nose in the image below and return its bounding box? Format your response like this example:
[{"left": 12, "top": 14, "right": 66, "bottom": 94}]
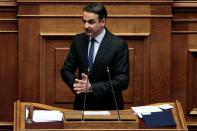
[{"left": 84, "top": 22, "right": 90, "bottom": 28}]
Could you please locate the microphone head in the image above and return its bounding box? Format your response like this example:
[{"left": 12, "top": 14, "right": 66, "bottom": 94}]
[
  {"left": 106, "top": 66, "right": 110, "bottom": 73},
  {"left": 88, "top": 67, "right": 90, "bottom": 72}
]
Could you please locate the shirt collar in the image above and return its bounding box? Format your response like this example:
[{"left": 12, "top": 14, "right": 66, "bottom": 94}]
[{"left": 89, "top": 28, "right": 106, "bottom": 43}]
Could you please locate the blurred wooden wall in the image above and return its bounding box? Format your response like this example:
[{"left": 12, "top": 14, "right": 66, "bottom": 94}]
[
  {"left": 0, "top": 0, "right": 197, "bottom": 126},
  {"left": 0, "top": 1, "right": 17, "bottom": 122}
]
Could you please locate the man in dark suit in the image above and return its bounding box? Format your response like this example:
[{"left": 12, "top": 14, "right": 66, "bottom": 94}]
[{"left": 61, "top": 2, "right": 129, "bottom": 110}]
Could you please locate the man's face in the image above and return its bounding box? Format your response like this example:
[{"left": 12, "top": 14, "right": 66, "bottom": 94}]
[{"left": 83, "top": 11, "right": 105, "bottom": 38}]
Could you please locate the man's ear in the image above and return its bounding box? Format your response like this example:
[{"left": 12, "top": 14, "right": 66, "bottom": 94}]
[{"left": 101, "top": 18, "right": 106, "bottom": 27}]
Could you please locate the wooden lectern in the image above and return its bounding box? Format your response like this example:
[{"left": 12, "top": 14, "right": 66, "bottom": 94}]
[{"left": 14, "top": 100, "right": 188, "bottom": 131}]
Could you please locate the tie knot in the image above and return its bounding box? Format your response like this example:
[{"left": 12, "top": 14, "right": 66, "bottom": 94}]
[{"left": 91, "top": 38, "right": 95, "bottom": 43}]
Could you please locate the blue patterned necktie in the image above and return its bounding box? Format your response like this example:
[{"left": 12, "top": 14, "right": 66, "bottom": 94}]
[{"left": 88, "top": 38, "right": 95, "bottom": 70}]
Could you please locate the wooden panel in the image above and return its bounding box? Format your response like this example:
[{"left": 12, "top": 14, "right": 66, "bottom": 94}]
[
  {"left": 123, "top": 36, "right": 150, "bottom": 108},
  {"left": 148, "top": 4, "right": 172, "bottom": 104},
  {"left": 0, "top": 21, "right": 17, "bottom": 31},
  {"left": 172, "top": 3, "right": 197, "bottom": 124},
  {"left": 151, "top": 4, "right": 172, "bottom": 15},
  {"left": 0, "top": 12, "right": 17, "bottom": 19},
  {"left": 171, "top": 33, "right": 188, "bottom": 115},
  {"left": 18, "top": 4, "right": 151, "bottom": 16},
  {"left": 55, "top": 48, "right": 74, "bottom": 103},
  {"left": 44, "top": 36, "right": 74, "bottom": 108},
  {"left": 172, "top": 17, "right": 197, "bottom": 32},
  {"left": 0, "top": 0, "right": 16, "bottom": 2},
  {"left": 0, "top": 1, "right": 16, "bottom": 6},
  {"left": 172, "top": 5, "right": 189, "bottom": 117},
  {"left": 0, "top": 2, "right": 17, "bottom": 20},
  {"left": 0, "top": 33, "right": 17, "bottom": 122},
  {"left": 172, "top": 21, "right": 189, "bottom": 31},
  {"left": 149, "top": 18, "right": 171, "bottom": 103},
  {"left": 122, "top": 48, "right": 134, "bottom": 104},
  {"left": 173, "top": 11, "right": 197, "bottom": 20},
  {"left": 188, "top": 50, "right": 197, "bottom": 115},
  {"left": 17, "top": 3, "right": 172, "bottom": 18},
  {"left": 18, "top": 18, "right": 40, "bottom": 102},
  {"left": 39, "top": 17, "right": 150, "bottom": 33},
  {"left": 0, "top": 1, "right": 17, "bottom": 122}
]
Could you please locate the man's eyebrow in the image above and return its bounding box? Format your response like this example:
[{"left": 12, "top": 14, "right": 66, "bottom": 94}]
[{"left": 82, "top": 18, "right": 95, "bottom": 22}]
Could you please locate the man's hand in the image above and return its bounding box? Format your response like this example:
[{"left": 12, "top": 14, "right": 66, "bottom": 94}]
[{"left": 73, "top": 73, "right": 91, "bottom": 94}]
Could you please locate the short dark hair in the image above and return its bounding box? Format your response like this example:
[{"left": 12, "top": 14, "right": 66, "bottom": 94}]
[{"left": 83, "top": 2, "right": 107, "bottom": 21}]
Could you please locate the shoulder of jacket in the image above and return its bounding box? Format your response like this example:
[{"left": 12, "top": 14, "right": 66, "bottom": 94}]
[
  {"left": 105, "top": 29, "right": 124, "bottom": 43},
  {"left": 74, "top": 33, "right": 87, "bottom": 40},
  {"left": 110, "top": 33, "right": 125, "bottom": 44}
]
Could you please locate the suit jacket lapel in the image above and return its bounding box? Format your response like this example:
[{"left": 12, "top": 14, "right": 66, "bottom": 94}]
[{"left": 92, "top": 30, "right": 111, "bottom": 72}]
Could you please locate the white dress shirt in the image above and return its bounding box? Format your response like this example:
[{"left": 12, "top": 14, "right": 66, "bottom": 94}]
[{"left": 88, "top": 28, "right": 106, "bottom": 62}]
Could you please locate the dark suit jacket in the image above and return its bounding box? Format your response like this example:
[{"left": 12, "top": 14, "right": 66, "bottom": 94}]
[{"left": 61, "top": 28, "right": 129, "bottom": 110}]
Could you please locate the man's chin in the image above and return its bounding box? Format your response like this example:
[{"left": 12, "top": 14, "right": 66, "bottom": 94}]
[{"left": 85, "top": 32, "right": 93, "bottom": 37}]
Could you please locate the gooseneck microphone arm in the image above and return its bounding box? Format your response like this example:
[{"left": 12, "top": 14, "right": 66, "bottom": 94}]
[
  {"left": 106, "top": 66, "right": 121, "bottom": 121},
  {"left": 81, "top": 67, "right": 90, "bottom": 121}
]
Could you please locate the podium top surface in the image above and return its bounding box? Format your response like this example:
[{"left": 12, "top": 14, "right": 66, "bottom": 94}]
[{"left": 14, "top": 100, "right": 188, "bottom": 131}]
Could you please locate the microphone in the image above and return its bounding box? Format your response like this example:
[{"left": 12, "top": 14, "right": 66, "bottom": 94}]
[
  {"left": 81, "top": 67, "right": 90, "bottom": 121},
  {"left": 106, "top": 66, "right": 121, "bottom": 121}
]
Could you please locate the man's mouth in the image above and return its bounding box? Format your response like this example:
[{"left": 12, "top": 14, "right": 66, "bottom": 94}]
[{"left": 85, "top": 29, "right": 92, "bottom": 33}]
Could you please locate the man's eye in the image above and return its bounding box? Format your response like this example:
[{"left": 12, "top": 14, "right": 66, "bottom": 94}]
[
  {"left": 82, "top": 20, "right": 86, "bottom": 23},
  {"left": 88, "top": 20, "right": 95, "bottom": 24}
]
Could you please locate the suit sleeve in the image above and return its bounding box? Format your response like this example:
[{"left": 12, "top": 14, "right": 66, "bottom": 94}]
[
  {"left": 61, "top": 39, "right": 77, "bottom": 93},
  {"left": 91, "top": 40, "right": 129, "bottom": 100}
]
